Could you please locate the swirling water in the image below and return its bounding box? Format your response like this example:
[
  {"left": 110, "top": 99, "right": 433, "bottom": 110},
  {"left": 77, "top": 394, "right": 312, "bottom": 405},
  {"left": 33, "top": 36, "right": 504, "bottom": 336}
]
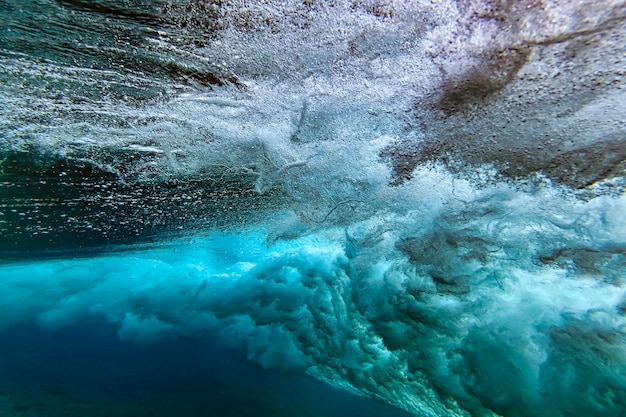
[{"left": 1, "top": 1, "right": 626, "bottom": 416}]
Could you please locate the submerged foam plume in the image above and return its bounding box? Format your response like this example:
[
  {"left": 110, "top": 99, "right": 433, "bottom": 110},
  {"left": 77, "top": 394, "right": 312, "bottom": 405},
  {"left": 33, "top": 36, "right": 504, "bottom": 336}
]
[
  {"left": 1, "top": 1, "right": 625, "bottom": 416},
  {"left": 2, "top": 175, "right": 625, "bottom": 416}
]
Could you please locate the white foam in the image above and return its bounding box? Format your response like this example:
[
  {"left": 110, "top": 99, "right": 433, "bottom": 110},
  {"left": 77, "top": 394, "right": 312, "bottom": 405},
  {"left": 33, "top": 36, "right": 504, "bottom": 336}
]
[{"left": 2, "top": 180, "right": 625, "bottom": 416}]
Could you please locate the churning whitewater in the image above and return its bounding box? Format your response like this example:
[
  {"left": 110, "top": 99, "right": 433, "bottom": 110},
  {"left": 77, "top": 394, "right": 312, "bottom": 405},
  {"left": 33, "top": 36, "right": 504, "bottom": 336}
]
[{"left": 1, "top": 1, "right": 625, "bottom": 416}]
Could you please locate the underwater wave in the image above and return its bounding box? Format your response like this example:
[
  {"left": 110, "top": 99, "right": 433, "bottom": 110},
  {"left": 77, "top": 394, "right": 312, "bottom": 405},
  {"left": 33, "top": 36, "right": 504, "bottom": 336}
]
[{"left": 1, "top": 1, "right": 626, "bottom": 416}]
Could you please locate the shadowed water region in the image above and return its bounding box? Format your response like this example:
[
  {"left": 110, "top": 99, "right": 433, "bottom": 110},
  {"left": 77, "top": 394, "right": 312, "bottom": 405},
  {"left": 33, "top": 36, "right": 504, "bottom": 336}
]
[{"left": 0, "top": 318, "right": 415, "bottom": 417}]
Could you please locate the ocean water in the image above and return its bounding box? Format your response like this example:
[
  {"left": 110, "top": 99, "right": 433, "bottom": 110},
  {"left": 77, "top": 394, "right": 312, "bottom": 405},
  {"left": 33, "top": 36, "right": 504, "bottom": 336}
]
[
  {"left": 0, "top": 318, "right": 415, "bottom": 417},
  {"left": 1, "top": 1, "right": 626, "bottom": 417}
]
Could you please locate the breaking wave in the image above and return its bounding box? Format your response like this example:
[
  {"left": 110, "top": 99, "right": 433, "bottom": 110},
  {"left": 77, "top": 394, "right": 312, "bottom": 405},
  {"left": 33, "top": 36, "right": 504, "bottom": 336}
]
[{"left": 1, "top": 1, "right": 625, "bottom": 416}]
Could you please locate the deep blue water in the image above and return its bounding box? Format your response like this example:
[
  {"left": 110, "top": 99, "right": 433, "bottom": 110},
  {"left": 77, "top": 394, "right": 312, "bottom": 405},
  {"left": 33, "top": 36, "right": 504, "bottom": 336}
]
[{"left": 0, "top": 317, "right": 415, "bottom": 417}]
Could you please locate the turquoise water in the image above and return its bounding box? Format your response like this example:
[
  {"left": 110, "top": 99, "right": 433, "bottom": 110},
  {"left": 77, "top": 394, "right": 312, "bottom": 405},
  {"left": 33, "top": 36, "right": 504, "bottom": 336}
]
[{"left": 1, "top": 1, "right": 625, "bottom": 416}]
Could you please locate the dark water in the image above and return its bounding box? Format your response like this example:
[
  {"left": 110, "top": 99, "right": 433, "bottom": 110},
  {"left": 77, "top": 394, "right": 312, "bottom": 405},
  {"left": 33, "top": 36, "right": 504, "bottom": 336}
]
[{"left": 0, "top": 318, "right": 416, "bottom": 417}]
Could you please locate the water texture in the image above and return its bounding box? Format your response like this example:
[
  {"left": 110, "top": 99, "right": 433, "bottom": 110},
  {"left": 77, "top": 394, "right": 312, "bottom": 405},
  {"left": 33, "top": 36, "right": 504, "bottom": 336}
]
[{"left": 1, "top": 1, "right": 625, "bottom": 416}]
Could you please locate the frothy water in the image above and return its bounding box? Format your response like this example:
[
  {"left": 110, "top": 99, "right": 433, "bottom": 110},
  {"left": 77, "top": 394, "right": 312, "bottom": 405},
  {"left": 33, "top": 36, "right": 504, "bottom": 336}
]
[{"left": 1, "top": 1, "right": 625, "bottom": 416}]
